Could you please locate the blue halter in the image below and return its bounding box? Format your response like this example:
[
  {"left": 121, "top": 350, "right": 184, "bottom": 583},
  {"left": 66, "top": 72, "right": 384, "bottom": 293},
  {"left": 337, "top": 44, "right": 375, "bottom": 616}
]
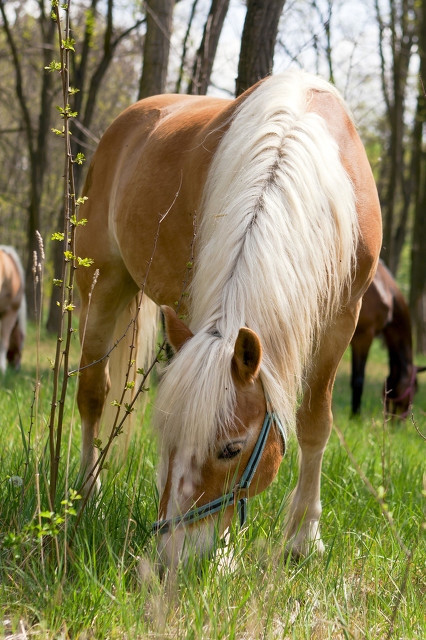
[{"left": 152, "top": 412, "right": 285, "bottom": 536}]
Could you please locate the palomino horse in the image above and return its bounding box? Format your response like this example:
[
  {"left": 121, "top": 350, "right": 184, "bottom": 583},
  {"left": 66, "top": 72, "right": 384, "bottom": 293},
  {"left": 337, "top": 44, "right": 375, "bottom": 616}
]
[
  {"left": 75, "top": 70, "right": 381, "bottom": 569},
  {"left": 350, "top": 259, "right": 425, "bottom": 417},
  {"left": 0, "top": 246, "right": 26, "bottom": 373}
]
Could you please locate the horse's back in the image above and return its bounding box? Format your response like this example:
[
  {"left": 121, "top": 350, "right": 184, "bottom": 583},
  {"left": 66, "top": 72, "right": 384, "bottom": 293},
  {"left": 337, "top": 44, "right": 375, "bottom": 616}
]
[
  {"left": 307, "top": 90, "right": 381, "bottom": 297},
  {"left": 77, "top": 93, "right": 236, "bottom": 307},
  {"left": 77, "top": 74, "right": 381, "bottom": 310}
]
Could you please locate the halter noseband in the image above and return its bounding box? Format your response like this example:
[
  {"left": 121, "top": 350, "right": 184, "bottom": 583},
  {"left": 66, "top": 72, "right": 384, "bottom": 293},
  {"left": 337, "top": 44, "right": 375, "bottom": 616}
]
[{"left": 152, "top": 412, "right": 285, "bottom": 536}]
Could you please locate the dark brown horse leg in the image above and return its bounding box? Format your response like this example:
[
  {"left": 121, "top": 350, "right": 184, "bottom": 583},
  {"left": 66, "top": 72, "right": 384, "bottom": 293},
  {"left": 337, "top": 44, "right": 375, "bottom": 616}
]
[
  {"left": 350, "top": 331, "right": 374, "bottom": 415},
  {"left": 284, "top": 302, "right": 361, "bottom": 557}
]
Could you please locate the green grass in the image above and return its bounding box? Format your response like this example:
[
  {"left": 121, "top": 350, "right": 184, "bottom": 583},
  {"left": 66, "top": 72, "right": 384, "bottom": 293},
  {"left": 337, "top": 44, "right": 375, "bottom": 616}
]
[{"left": 0, "top": 327, "right": 425, "bottom": 639}]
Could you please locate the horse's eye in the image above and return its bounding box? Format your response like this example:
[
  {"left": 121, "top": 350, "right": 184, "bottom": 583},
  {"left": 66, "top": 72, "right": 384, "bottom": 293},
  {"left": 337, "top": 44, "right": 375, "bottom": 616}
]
[{"left": 218, "top": 442, "right": 242, "bottom": 460}]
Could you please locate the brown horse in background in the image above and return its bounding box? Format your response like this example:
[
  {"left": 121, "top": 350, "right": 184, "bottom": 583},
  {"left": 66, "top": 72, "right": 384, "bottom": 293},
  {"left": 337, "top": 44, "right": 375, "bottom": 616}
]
[
  {"left": 0, "top": 246, "right": 26, "bottom": 373},
  {"left": 75, "top": 70, "right": 381, "bottom": 569},
  {"left": 350, "top": 260, "right": 426, "bottom": 417}
]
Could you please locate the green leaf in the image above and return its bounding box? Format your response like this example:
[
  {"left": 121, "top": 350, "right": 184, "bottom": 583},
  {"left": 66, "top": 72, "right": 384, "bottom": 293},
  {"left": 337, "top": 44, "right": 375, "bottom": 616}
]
[
  {"left": 75, "top": 153, "right": 85, "bottom": 165},
  {"left": 62, "top": 37, "right": 76, "bottom": 52},
  {"left": 56, "top": 104, "right": 78, "bottom": 119},
  {"left": 45, "top": 61, "right": 62, "bottom": 72},
  {"left": 77, "top": 257, "right": 94, "bottom": 267},
  {"left": 40, "top": 511, "right": 54, "bottom": 519},
  {"left": 70, "top": 214, "right": 88, "bottom": 226}
]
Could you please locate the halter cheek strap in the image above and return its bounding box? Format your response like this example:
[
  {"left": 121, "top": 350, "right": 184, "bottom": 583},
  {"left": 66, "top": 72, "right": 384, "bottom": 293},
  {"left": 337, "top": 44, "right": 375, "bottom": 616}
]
[{"left": 152, "top": 412, "right": 285, "bottom": 536}]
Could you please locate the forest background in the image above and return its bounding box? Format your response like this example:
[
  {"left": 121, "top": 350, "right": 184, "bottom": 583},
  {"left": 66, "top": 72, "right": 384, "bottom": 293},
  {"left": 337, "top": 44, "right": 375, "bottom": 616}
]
[{"left": 1, "top": 0, "right": 426, "bottom": 351}]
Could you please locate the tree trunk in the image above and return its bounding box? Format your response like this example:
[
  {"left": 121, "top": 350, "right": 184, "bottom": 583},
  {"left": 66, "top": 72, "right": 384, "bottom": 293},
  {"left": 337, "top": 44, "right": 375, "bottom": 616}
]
[
  {"left": 376, "top": 0, "right": 416, "bottom": 273},
  {"left": 409, "top": 0, "right": 426, "bottom": 353},
  {"left": 235, "top": 0, "right": 286, "bottom": 97},
  {"left": 138, "top": 0, "right": 176, "bottom": 99},
  {"left": 0, "top": 0, "right": 56, "bottom": 321},
  {"left": 187, "top": 0, "right": 230, "bottom": 95}
]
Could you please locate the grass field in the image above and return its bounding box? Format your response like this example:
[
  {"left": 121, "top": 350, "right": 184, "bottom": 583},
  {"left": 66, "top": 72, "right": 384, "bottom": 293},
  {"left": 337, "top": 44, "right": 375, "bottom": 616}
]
[{"left": 0, "top": 322, "right": 425, "bottom": 639}]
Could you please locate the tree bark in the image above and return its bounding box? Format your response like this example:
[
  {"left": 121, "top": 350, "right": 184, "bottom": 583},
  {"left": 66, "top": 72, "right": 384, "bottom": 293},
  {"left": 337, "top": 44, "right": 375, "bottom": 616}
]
[
  {"left": 187, "top": 0, "right": 230, "bottom": 95},
  {"left": 409, "top": 0, "right": 426, "bottom": 353},
  {"left": 376, "top": 0, "right": 416, "bottom": 273},
  {"left": 235, "top": 0, "right": 286, "bottom": 97},
  {"left": 0, "top": 0, "right": 56, "bottom": 321},
  {"left": 138, "top": 0, "right": 176, "bottom": 99}
]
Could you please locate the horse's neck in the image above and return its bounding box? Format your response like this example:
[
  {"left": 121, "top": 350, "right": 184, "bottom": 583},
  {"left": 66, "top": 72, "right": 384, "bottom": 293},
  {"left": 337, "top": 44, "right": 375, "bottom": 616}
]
[{"left": 382, "top": 292, "right": 413, "bottom": 379}]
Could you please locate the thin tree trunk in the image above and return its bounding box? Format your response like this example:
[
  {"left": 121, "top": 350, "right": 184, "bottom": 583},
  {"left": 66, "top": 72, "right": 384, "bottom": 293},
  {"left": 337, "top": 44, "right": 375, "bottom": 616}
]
[
  {"left": 409, "top": 0, "right": 426, "bottom": 353},
  {"left": 187, "top": 0, "right": 230, "bottom": 95},
  {"left": 138, "top": 0, "right": 175, "bottom": 99},
  {"left": 176, "top": 0, "right": 200, "bottom": 93},
  {"left": 235, "top": 0, "right": 285, "bottom": 97},
  {"left": 0, "top": 0, "right": 55, "bottom": 321},
  {"left": 376, "top": 0, "right": 415, "bottom": 272}
]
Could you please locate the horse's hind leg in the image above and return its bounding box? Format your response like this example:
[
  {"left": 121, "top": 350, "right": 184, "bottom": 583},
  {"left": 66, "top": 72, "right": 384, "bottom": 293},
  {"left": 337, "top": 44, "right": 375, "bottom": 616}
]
[
  {"left": 77, "top": 268, "right": 138, "bottom": 497},
  {"left": 284, "top": 302, "right": 361, "bottom": 557}
]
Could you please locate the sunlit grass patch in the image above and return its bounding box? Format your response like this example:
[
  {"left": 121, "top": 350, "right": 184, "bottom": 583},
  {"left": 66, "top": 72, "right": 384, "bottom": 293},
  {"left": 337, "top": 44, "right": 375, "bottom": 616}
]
[{"left": 0, "top": 327, "right": 425, "bottom": 638}]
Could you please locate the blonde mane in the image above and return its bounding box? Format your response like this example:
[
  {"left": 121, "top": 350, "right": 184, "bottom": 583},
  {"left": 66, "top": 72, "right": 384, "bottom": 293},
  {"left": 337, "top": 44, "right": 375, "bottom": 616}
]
[{"left": 154, "top": 71, "right": 358, "bottom": 462}]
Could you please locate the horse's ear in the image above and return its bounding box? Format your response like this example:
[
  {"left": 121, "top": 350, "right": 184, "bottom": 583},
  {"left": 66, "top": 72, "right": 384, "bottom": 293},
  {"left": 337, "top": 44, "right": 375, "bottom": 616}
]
[
  {"left": 232, "top": 328, "right": 262, "bottom": 384},
  {"left": 161, "top": 305, "right": 193, "bottom": 352}
]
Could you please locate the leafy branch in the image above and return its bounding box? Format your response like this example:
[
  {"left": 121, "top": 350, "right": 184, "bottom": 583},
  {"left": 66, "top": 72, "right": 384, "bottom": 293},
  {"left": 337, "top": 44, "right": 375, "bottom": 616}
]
[{"left": 47, "top": 0, "right": 86, "bottom": 511}]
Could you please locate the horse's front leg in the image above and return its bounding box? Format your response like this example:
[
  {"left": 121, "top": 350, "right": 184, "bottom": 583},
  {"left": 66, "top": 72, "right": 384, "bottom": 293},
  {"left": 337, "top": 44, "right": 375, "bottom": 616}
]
[
  {"left": 284, "top": 304, "right": 361, "bottom": 557},
  {"left": 0, "top": 310, "right": 18, "bottom": 373},
  {"left": 77, "top": 318, "right": 112, "bottom": 497}
]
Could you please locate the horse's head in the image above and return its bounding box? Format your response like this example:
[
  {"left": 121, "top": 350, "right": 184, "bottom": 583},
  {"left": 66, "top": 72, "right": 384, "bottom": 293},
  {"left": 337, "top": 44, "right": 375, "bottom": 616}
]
[
  {"left": 6, "top": 320, "right": 24, "bottom": 370},
  {"left": 384, "top": 364, "right": 426, "bottom": 418},
  {"left": 153, "top": 307, "right": 285, "bottom": 569}
]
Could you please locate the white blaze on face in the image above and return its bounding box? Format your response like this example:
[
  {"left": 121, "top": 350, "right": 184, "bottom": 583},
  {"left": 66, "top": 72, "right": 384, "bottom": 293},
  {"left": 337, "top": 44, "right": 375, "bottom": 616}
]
[{"left": 157, "top": 447, "right": 217, "bottom": 568}]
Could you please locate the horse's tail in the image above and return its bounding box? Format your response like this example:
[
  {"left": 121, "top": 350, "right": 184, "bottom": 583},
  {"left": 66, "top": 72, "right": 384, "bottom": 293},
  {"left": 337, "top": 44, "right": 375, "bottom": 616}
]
[{"left": 103, "top": 294, "right": 159, "bottom": 458}]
